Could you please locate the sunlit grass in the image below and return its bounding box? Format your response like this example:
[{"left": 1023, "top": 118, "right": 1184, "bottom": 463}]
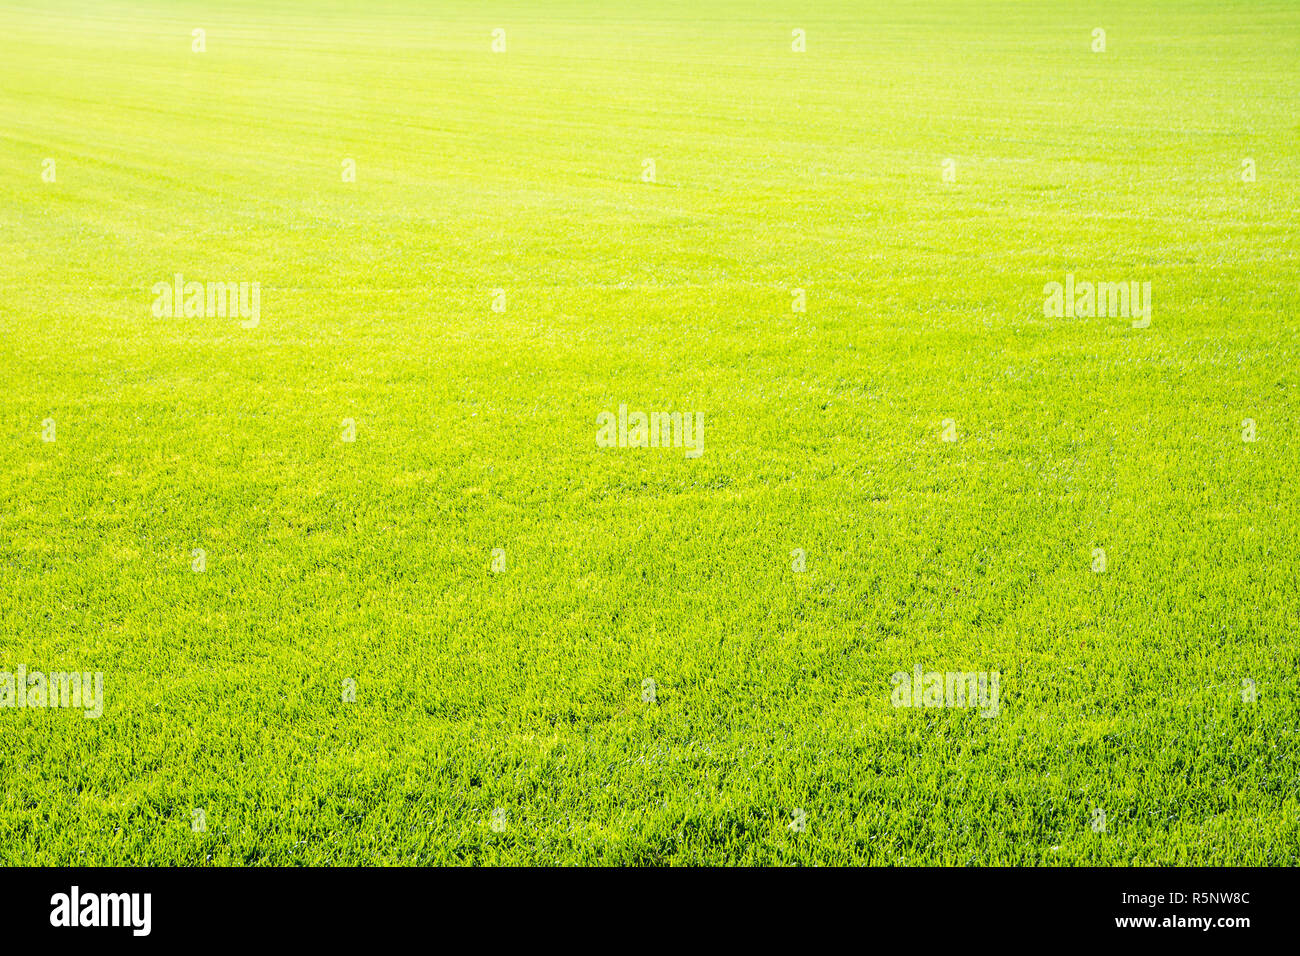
[{"left": 0, "top": 0, "right": 1296, "bottom": 864}]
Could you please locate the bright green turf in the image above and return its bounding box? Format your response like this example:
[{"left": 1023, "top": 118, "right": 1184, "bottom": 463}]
[{"left": 1, "top": 0, "right": 1297, "bottom": 865}]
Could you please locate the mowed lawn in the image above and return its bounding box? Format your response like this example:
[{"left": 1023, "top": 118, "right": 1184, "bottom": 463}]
[{"left": 0, "top": 0, "right": 1296, "bottom": 865}]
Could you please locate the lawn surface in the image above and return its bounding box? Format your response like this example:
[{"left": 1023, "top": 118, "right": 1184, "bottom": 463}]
[{"left": 0, "top": 0, "right": 1297, "bottom": 864}]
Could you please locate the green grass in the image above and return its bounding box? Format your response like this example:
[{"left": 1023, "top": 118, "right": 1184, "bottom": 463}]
[{"left": 0, "top": 0, "right": 1297, "bottom": 865}]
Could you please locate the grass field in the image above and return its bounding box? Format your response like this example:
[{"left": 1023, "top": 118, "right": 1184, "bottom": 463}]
[{"left": 1, "top": 0, "right": 1297, "bottom": 865}]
